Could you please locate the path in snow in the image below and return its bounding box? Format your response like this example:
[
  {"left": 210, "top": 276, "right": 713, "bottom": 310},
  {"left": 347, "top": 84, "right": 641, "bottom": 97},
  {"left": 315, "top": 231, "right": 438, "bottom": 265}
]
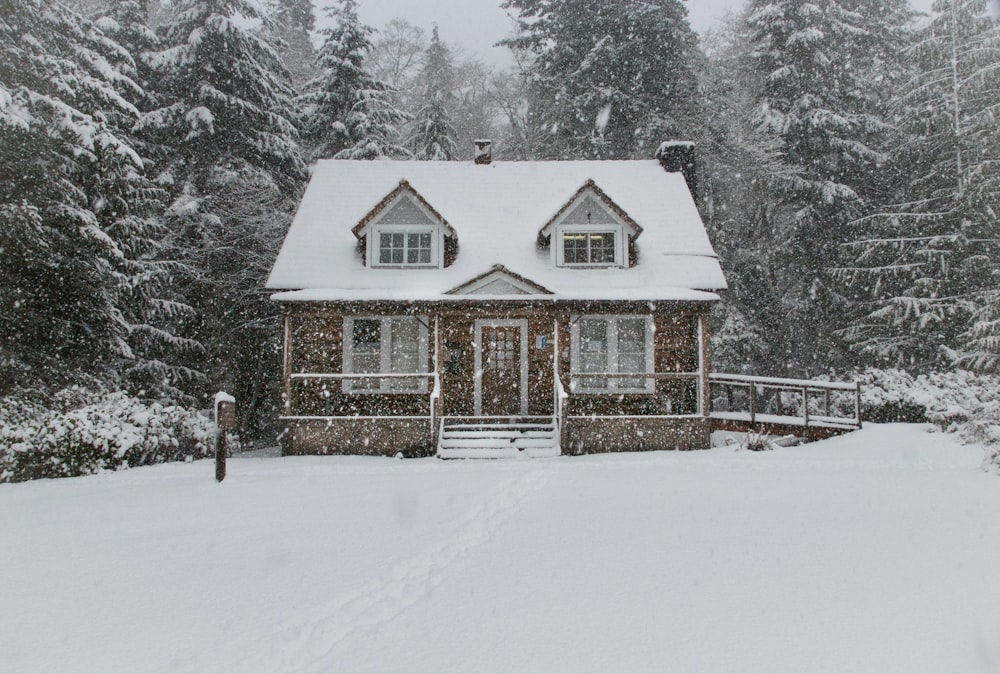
[{"left": 245, "top": 469, "right": 549, "bottom": 673}]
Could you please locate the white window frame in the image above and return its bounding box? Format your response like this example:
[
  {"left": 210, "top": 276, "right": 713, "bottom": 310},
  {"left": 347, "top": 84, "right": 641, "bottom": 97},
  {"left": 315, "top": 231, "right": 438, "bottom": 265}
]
[
  {"left": 342, "top": 316, "right": 429, "bottom": 394},
  {"left": 570, "top": 314, "right": 655, "bottom": 394},
  {"left": 555, "top": 225, "right": 626, "bottom": 268},
  {"left": 369, "top": 225, "right": 443, "bottom": 269}
]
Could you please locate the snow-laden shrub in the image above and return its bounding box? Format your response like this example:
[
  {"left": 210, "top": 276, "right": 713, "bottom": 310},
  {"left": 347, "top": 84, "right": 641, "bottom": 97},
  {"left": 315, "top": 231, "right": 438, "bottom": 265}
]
[
  {"left": 741, "top": 431, "right": 773, "bottom": 451},
  {"left": 857, "top": 369, "right": 1000, "bottom": 471},
  {"left": 0, "top": 390, "right": 226, "bottom": 483}
]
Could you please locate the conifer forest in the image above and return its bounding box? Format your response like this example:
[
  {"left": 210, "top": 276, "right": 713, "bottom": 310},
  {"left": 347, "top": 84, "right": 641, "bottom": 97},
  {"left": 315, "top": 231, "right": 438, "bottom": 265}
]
[{"left": 1, "top": 0, "right": 998, "bottom": 454}]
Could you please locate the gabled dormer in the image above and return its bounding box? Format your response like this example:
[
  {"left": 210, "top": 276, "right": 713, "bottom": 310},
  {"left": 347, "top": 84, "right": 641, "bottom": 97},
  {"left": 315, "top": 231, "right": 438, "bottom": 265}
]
[
  {"left": 445, "top": 265, "right": 553, "bottom": 296},
  {"left": 352, "top": 180, "right": 456, "bottom": 269},
  {"left": 539, "top": 180, "right": 641, "bottom": 269}
]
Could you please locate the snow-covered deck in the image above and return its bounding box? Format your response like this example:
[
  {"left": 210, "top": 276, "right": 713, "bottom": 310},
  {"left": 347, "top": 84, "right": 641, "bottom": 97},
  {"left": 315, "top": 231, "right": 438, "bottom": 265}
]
[{"left": 709, "top": 373, "right": 862, "bottom": 439}]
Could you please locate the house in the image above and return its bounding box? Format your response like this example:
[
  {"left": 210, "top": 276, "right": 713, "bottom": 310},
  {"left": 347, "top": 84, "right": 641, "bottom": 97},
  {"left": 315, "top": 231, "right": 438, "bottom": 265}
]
[{"left": 266, "top": 141, "right": 727, "bottom": 457}]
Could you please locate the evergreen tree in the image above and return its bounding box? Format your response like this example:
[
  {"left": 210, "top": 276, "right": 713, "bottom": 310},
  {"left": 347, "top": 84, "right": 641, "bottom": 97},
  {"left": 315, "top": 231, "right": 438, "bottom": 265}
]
[
  {"left": 0, "top": 0, "right": 187, "bottom": 395},
  {"left": 145, "top": 0, "right": 303, "bottom": 192},
  {"left": 696, "top": 18, "right": 797, "bottom": 372},
  {"left": 145, "top": 0, "right": 305, "bottom": 426},
  {"left": 298, "top": 0, "right": 409, "bottom": 160},
  {"left": 501, "top": 0, "right": 701, "bottom": 160},
  {"left": 739, "top": 0, "right": 912, "bottom": 374},
  {"left": 85, "top": 0, "right": 202, "bottom": 398},
  {"left": 268, "top": 0, "right": 317, "bottom": 89},
  {"left": 838, "top": 0, "right": 1000, "bottom": 370},
  {"left": 408, "top": 25, "right": 458, "bottom": 160}
]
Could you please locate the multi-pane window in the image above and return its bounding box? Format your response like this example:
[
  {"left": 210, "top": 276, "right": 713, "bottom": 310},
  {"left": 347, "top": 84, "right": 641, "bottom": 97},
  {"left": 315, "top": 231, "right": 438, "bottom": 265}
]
[
  {"left": 376, "top": 230, "right": 434, "bottom": 266},
  {"left": 561, "top": 231, "right": 617, "bottom": 265},
  {"left": 344, "top": 316, "right": 427, "bottom": 392},
  {"left": 572, "top": 316, "right": 653, "bottom": 393}
]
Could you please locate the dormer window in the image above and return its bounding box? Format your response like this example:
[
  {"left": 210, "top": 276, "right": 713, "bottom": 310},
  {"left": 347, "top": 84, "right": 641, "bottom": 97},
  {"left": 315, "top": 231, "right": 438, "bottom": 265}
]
[
  {"left": 377, "top": 229, "right": 436, "bottom": 266},
  {"left": 562, "top": 230, "right": 617, "bottom": 265},
  {"left": 354, "top": 182, "right": 454, "bottom": 269},
  {"left": 540, "top": 182, "right": 640, "bottom": 269}
]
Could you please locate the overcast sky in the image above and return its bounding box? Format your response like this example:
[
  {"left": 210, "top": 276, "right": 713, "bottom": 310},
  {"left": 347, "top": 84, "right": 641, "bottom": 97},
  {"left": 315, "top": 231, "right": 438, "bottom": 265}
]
[{"left": 314, "top": 0, "right": 939, "bottom": 67}]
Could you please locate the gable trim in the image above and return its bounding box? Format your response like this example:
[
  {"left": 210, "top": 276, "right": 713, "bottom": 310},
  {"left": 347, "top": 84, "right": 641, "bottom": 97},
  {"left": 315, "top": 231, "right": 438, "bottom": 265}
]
[
  {"left": 445, "top": 264, "right": 554, "bottom": 296},
  {"left": 538, "top": 179, "right": 643, "bottom": 239},
  {"left": 351, "top": 180, "right": 455, "bottom": 239}
]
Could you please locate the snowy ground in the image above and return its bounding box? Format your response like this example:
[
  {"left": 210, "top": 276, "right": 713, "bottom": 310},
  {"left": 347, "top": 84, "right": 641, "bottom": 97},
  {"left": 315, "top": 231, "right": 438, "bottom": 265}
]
[{"left": 2, "top": 424, "right": 999, "bottom": 673}]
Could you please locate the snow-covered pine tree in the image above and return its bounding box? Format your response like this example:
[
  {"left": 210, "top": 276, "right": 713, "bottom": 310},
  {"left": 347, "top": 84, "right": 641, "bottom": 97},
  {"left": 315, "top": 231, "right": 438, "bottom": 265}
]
[
  {"left": 144, "top": 0, "right": 305, "bottom": 426},
  {"left": 0, "top": 0, "right": 186, "bottom": 395},
  {"left": 267, "top": 0, "right": 317, "bottom": 89},
  {"left": 501, "top": 0, "right": 701, "bottom": 160},
  {"left": 298, "top": 0, "right": 409, "bottom": 161},
  {"left": 740, "top": 0, "right": 912, "bottom": 374},
  {"left": 145, "top": 0, "right": 303, "bottom": 192},
  {"left": 83, "top": 0, "right": 204, "bottom": 399},
  {"left": 695, "top": 18, "right": 799, "bottom": 372},
  {"left": 838, "top": 0, "right": 1000, "bottom": 370},
  {"left": 408, "top": 25, "right": 458, "bottom": 160}
]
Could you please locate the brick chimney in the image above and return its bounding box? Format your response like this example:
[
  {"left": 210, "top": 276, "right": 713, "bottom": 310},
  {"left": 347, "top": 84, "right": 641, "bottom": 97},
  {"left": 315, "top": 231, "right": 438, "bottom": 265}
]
[
  {"left": 655, "top": 140, "right": 697, "bottom": 202},
  {"left": 474, "top": 139, "right": 492, "bottom": 165}
]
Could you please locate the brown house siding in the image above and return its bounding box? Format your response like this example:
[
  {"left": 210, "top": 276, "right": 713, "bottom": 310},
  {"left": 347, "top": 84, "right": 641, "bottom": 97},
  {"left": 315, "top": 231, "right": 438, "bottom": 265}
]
[
  {"left": 564, "top": 416, "right": 710, "bottom": 453},
  {"left": 283, "top": 418, "right": 433, "bottom": 457},
  {"left": 279, "top": 300, "right": 714, "bottom": 456}
]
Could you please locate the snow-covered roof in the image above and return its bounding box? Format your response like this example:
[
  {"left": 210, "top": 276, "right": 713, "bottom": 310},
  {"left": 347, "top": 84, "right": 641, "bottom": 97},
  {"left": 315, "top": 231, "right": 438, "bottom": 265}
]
[{"left": 267, "top": 159, "right": 727, "bottom": 302}]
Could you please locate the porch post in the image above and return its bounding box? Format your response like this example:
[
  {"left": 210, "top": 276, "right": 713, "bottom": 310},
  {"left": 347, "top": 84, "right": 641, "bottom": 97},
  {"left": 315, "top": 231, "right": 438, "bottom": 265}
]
[
  {"left": 282, "top": 311, "right": 292, "bottom": 415},
  {"left": 432, "top": 313, "right": 440, "bottom": 442},
  {"left": 553, "top": 317, "right": 558, "bottom": 415},
  {"left": 554, "top": 317, "right": 566, "bottom": 451},
  {"left": 698, "top": 312, "right": 710, "bottom": 416}
]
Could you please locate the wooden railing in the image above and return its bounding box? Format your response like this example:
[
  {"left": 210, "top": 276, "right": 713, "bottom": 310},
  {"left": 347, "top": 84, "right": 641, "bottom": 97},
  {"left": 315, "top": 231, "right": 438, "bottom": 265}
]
[
  {"left": 709, "top": 374, "right": 861, "bottom": 430},
  {"left": 284, "top": 371, "right": 441, "bottom": 437},
  {"left": 563, "top": 371, "right": 703, "bottom": 417}
]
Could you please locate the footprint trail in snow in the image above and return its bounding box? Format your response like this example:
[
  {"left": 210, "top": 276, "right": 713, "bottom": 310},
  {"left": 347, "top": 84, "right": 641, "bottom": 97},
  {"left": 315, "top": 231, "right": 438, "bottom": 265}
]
[{"left": 238, "top": 467, "right": 549, "bottom": 673}]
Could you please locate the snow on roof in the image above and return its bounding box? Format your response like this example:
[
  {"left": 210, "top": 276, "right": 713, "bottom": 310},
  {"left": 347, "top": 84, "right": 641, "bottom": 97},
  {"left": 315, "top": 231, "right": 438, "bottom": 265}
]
[{"left": 267, "top": 159, "right": 727, "bottom": 301}]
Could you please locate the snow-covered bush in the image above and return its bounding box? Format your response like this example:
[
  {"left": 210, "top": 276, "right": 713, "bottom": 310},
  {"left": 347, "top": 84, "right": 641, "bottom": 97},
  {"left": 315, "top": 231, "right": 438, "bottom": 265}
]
[
  {"left": 0, "top": 390, "right": 225, "bottom": 483},
  {"left": 741, "top": 431, "right": 773, "bottom": 451},
  {"left": 857, "top": 369, "right": 1000, "bottom": 471}
]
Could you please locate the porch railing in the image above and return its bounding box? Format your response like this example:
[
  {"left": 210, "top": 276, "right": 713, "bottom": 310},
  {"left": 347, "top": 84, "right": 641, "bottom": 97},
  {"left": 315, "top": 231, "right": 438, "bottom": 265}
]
[
  {"left": 562, "top": 371, "right": 704, "bottom": 418},
  {"left": 284, "top": 371, "right": 442, "bottom": 437},
  {"left": 708, "top": 373, "right": 861, "bottom": 430}
]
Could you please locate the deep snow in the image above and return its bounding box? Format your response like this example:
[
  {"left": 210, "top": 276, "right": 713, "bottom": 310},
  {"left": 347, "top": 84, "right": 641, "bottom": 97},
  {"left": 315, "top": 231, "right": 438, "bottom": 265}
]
[{"left": 2, "top": 424, "right": 998, "bottom": 673}]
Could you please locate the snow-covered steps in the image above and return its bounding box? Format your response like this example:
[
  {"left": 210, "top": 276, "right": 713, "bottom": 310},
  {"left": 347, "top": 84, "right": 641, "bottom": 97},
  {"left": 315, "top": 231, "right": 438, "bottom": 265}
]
[{"left": 437, "top": 418, "right": 561, "bottom": 459}]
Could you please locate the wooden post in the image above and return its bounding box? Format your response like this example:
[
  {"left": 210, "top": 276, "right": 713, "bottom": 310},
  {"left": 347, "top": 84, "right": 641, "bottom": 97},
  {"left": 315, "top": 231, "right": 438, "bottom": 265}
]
[
  {"left": 749, "top": 383, "right": 757, "bottom": 425},
  {"left": 802, "top": 386, "right": 809, "bottom": 426},
  {"left": 214, "top": 392, "right": 236, "bottom": 483},
  {"left": 855, "top": 381, "right": 862, "bottom": 428}
]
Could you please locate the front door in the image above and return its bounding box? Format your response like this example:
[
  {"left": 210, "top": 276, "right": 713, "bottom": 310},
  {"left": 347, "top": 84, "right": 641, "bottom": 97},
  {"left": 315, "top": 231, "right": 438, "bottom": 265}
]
[{"left": 475, "top": 320, "right": 528, "bottom": 416}]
